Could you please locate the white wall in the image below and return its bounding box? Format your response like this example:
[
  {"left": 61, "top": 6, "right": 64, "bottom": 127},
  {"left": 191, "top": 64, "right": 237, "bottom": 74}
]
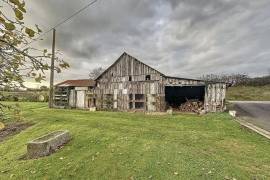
[{"left": 76, "top": 90, "right": 86, "bottom": 109}]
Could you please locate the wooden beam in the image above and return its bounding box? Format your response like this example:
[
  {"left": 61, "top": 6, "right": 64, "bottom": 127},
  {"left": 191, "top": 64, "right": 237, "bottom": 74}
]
[{"left": 49, "top": 28, "right": 56, "bottom": 108}]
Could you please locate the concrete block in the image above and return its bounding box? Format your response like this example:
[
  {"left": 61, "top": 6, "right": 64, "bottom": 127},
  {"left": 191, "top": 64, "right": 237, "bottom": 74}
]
[
  {"left": 89, "top": 107, "right": 96, "bottom": 112},
  {"left": 198, "top": 110, "right": 206, "bottom": 115},
  {"left": 27, "top": 130, "right": 71, "bottom": 158},
  {"left": 229, "top": 110, "right": 237, "bottom": 117},
  {"left": 166, "top": 109, "right": 173, "bottom": 115}
]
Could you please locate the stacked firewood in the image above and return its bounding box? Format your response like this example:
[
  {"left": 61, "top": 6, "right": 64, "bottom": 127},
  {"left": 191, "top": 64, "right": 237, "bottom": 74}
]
[{"left": 178, "top": 100, "right": 204, "bottom": 113}]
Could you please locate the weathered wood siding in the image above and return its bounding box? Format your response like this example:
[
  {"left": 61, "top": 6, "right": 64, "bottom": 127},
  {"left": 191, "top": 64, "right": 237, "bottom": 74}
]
[
  {"left": 95, "top": 53, "right": 165, "bottom": 111},
  {"left": 204, "top": 83, "right": 226, "bottom": 112},
  {"left": 95, "top": 53, "right": 227, "bottom": 112}
]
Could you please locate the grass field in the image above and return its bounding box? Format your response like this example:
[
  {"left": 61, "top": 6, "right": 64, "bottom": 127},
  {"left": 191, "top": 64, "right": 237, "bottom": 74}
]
[
  {"left": 227, "top": 85, "right": 270, "bottom": 101},
  {"left": 0, "top": 102, "right": 270, "bottom": 179}
]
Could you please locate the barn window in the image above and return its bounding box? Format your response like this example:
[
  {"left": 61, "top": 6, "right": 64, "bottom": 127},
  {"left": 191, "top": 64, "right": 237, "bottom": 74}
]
[
  {"left": 129, "top": 76, "right": 132, "bottom": 81},
  {"left": 129, "top": 94, "right": 133, "bottom": 100},
  {"left": 135, "top": 102, "right": 144, "bottom": 109},
  {"left": 129, "top": 102, "right": 133, "bottom": 109},
  {"left": 103, "top": 94, "right": 113, "bottom": 109},
  {"left": 129, "top": 94, "right": 145, "bottom": 110},
  {"left": 145, "top": 75, "right": 151, "bottom": 81},
  {"left": 135, "top": 94, "right": 145, "bottom": 109},
  {"left": 135, "top": 94, "right": 144, "bottom": 100}
]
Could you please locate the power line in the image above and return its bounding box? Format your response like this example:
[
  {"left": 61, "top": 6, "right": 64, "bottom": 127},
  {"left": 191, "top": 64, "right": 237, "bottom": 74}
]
[
  {"left": 51, "top": 0, "right": 98, "bottom": 30},
  {"left": 22, "top": 0, "right": 98, "bottom": 49}
]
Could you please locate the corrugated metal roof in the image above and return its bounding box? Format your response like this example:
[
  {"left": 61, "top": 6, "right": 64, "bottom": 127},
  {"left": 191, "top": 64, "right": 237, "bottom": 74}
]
[{"left": 55, "top": 79, "right": 95, "bottom": 87}]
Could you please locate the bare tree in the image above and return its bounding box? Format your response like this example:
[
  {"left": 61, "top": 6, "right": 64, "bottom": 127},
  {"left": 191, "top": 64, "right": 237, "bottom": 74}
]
[
  {"left": 200, "top": 73, "right": 249, "bottom": 86},
  {"left": 89, "top": 67, "right": 104, "bottom": 79},
  {"left": 201, "top": 73, "right": 270, "bottom": 86}
]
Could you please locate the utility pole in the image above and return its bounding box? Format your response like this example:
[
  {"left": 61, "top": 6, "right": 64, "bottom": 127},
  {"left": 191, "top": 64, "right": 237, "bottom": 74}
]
[{"left": 49, "top": 28, "right": 56, "bottom": 108}]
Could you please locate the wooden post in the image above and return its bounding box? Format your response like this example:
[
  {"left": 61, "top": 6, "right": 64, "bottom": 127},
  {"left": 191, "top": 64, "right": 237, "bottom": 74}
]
[{"left": 49, "top": 28, "right": 56, "bottom": 108}]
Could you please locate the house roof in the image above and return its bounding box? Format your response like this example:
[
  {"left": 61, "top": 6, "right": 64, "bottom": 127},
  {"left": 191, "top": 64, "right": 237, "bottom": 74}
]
[{"left": 55, "top": 79, "right": 95, "bottom": 87}]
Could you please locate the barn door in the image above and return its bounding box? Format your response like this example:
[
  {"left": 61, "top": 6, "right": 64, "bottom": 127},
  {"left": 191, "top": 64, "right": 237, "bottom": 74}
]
[
  {"left": 76, "top": 91, "right": 85, "bottom": 109},
  {"left": 147, "top": 83, "right": 156, "bottom": 111},
  {"left": 147, "top": 94, "right": 156, "bottom": 111},
  {"left": 69, "top": 90, "right": 76, "bottom": 108}
]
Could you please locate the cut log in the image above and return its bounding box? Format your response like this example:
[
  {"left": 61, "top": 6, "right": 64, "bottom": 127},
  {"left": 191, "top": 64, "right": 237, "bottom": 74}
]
[{"left": 177, "top": 100, "right": 204, "bottom": 113}]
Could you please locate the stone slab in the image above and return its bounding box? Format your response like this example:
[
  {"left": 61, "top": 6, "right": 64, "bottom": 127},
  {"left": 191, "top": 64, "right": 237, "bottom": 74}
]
[{"left": 27, "top": 130, "right": 71, "bottom": 158}]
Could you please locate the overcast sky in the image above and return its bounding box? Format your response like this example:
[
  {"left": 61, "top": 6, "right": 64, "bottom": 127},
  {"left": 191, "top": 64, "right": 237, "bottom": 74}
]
[{"left": 21, "top": 0, "right": 270, "bottom": 86}]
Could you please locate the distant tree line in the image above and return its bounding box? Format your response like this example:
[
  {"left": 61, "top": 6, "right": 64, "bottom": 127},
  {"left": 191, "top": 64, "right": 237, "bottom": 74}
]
[
  {"left": 245, "top": 75, "right": 270, "bottom": 86},
  {"left": 0, "top": 85, "right": 49, "bottom": 102},
  {"left": 200, "top": 74, "right": 270, "bottom": 86},
  {"left": 0, "top": 85, "right": 49, "bottom": 92},
  {"left": 0, "top": 91, "right": 49, "bottom": 102}
]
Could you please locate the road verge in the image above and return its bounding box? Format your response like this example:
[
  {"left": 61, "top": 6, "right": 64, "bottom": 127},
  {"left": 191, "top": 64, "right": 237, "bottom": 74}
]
[{"left": 235, "top": 117, "right": 270, "bottom": 140}]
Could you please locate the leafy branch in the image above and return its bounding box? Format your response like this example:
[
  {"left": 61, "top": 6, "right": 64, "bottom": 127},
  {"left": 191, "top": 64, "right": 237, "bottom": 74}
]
[{"left": 0, "top": 0, "right": 70, "bottom": 119}]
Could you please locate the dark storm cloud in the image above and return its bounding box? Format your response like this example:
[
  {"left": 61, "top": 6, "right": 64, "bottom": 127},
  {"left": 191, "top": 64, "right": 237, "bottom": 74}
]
[{"left": 23, "top": 0, "right": 270, "bottom": 83}]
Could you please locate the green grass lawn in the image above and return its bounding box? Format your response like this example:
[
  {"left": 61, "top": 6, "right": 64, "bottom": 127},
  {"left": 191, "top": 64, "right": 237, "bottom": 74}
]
[
  {"left": 0, "top": 102, "right": 270, "bottom": 179},
  {"left": 227, "top": 85, "right": 270, "bottom": 101}
]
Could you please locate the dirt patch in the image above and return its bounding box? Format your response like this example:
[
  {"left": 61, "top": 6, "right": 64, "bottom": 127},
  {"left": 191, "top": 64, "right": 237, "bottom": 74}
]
[{"left": 0, "top": 122, "right": 33, "bottom": 142}]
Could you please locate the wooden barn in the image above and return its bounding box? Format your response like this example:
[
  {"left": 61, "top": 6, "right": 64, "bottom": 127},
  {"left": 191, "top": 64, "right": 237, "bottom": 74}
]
[
  {"left": 94, "top": 52, "right": 226, "bottom": 112},
  {"left": 54, "top": 52, "right": 227, "bottom": 112}
]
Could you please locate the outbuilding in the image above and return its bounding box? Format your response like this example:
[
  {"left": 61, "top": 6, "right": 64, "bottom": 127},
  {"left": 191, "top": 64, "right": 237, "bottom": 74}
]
[
  {"left": 94, "top": 52, "right": 226, "bottom": 112},
  {"left": 54, "top": 52, "right": 227, "bottom": 112},
  {"left": 54, "top": 79, "right": 95, "bottom": 109}
]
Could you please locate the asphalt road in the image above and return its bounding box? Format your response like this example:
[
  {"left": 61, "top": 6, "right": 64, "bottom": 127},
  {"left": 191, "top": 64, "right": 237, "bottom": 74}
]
[{"left": 231, "top": 101, "right": 270, "bottom": 132}]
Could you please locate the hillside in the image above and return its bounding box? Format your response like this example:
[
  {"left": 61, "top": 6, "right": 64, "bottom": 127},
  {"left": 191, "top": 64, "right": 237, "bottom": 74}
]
[{"left": 227, "top": 85, "right": 270, "bottom": 101}]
